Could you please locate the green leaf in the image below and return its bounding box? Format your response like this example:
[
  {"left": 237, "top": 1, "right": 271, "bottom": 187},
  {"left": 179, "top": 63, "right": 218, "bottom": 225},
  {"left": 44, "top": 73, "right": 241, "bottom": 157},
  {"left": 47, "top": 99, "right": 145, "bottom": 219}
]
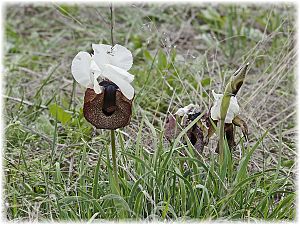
[
  {"left": 201, "top": 77, "right": 211, "bottom": 87},
  {"left": 234, "top": 130, "right": 268, "bottom": 184},
  {"left": 92, "top": 155, "right": 102, "bottom": 199},
  {"left": 35, "top": 114, "right": 54, "bottom": 136},
  {"left": 157, "top": 49, "right": 167, "bottom": 70},
  {"left": 143, "top": 49, "right": 153, "bottom": 61},
  {"left": 281, "top": 159, "right": 294, "bottom": 168},
  {"left": 269, "top": 194, "right": 295, "bottom": 218},
  {"left": 132, "top": 35, "right": 142, "bottom": 49},
  {"left": 133, "top": 191, "right": 144, "bottom": 217},
  {"left": 57, "top": 4, "right": 78, "bottom": 16},
  {"left": 49, "top": 103, "right": 72, "bottom": 125},
  {"left": 170, "top": 48, "right": 177, "bottom": 63},
  {"left": 201, "top": 7, "right": 221, "bottom": 21}
]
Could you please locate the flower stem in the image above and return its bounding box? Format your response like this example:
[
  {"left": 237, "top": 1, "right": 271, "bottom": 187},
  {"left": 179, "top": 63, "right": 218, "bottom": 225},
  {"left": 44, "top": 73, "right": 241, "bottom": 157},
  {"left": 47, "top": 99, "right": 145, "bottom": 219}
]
[
  {"left": 219, "top": 93, "right": 230, "bottom": 164},
  {"left": 218, "top": 63, "right": 249, "bottom": 164},
  {"left": 110, "top": 129, "right": 119, "bottom": 193},
  {"left": 219, "top": 120, "right": 225, "bottom": 163},
  {"left": 110, "top": 130, "right": 126, "bottom": 219},
  {"left": 108, "top": 3, "right": 119, "bottom": 192},
  {"left": 110, "top": 4, "right": 114, "bottom": 47}
]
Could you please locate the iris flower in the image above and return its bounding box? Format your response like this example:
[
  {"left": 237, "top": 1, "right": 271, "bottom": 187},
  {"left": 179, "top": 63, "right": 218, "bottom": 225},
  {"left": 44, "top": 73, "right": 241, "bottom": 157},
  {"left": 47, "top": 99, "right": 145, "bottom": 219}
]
[
  {"left": 210, "top": 90, "right": 240, "bottom": 123},
  {"left": 165, "top": 104, "right": 205, "bottom": 153},
  {"left": 71, "top": 44, "right": 135, "bottom": 129}
]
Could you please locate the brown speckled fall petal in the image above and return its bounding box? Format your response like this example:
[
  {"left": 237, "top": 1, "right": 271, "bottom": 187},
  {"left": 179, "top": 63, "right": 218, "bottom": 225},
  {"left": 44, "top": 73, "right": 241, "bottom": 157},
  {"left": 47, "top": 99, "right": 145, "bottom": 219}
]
[
  {"left": 215, "top": 123, "right": 236, "bottom": 153},
  {"left": 83, "top": 88, "right": 133, "bottom": 130},
  {"left": 164, "top": 114, "right": 178, "bottom": 142},
  {"left": 164, "top": 113, "right": 205, "bottom": 153},
  {"left": 186, "top": 125, "right": 204, "bottom": 153}
]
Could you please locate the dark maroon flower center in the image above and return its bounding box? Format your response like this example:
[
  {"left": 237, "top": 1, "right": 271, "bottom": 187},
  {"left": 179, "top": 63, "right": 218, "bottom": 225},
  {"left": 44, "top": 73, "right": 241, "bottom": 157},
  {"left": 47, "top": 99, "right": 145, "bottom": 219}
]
[{"left": 99, "top": 80, "right": 119, "bottom": 116}]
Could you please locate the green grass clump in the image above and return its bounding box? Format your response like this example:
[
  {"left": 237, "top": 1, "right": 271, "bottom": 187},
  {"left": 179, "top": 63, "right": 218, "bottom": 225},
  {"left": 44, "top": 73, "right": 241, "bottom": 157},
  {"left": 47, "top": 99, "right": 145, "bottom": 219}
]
[{"left": 3, "top": 3, "right": 296, "bottom": 222}]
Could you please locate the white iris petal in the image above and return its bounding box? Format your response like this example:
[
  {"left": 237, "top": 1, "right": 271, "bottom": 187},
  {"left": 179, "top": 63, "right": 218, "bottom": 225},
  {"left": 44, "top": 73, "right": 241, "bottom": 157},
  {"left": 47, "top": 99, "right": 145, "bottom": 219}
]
[
  {"left": 71, "top": 51, "right": 104, "bottom": 94},
  {"left": 91, "top": 44, "right": 111, "bottom": 66},
  {"left": 210, "top": 90, "right": 240, "bottom": 123},
  {"left": 101, "top": 64, "right": 134, "bottom": 100},
  {"left": 175, "top": 104, "right": 201, "bottom": 116},
  {"left": 212, "top": 90, "right": 223, "bottom": 100},
  {"left": 92, "top": 44, "right": 133, "bottom": 71},
  {"left": 104, "top": 64, "right": 134, "bottom": 83},
  {"left": 90, "top": 59, "right": 101, "bottom": 72},
  {"left": 93, "top": 77, "right": 102, "bottom": 94},
  {"left": 175, "top": 108, "right": 187, "bottom": 117},
  {"left": 92, "top": 70, "right": 103, "bottom": 94},
  {"left": 71, "top": 52, "right": 92, "bottom": 87},
  {"left": 109, "top": 44, "right": 133, "bottom": 71}
]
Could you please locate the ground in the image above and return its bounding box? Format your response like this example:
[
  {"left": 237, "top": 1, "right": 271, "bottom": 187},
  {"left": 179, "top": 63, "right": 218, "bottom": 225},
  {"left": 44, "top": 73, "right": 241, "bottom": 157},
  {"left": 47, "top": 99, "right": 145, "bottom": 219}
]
[{"left": 3, "top": 3, "right": 296, "bottom": 221}]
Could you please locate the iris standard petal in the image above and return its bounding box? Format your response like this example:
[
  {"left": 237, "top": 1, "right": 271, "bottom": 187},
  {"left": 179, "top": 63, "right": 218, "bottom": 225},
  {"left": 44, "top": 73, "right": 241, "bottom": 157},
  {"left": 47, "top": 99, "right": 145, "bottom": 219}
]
[
  {"left": 184, "top": 104, "right": 201, "bottom": 114},
  {"left": 210, "top": 94, "right": 240, "bottom": 123},
  {"left": 109, "top": 44, "right": 133, "bottom": 71},
  {"left": 175, "top": 108, "right": 187, "bottom": 117},
  {"left": 210, "top": 103, "right": 220, "bottom": 121},
  {"left": 101, "top": 64, "right": 134, "bottom": 100},
  {"left": 212, "top": 90, "right": 223, "bottom": 100},
  {"left": 92, "top": 44, "right": 111, "bottom": 66},
  {"left": 92, "top": 44, "right": 133, "bottom": 71},
  {"left": 175, "top": 104, "right": 200, "bottom": 116},
  {"left": 71, "top": 51, "right": 92, "bottom": 87},
  {"left": 230, "top": 96, "right": 240, "bottom": 115}
]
